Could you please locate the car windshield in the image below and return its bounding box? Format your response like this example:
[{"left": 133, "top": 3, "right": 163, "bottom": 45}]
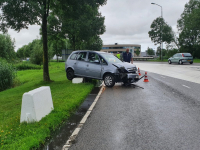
[{"left": 100, "top": 53, "right": 122, "bottom": 63}]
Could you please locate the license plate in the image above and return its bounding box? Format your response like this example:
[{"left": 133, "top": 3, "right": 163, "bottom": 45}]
[{"left": 187, "top": 60, "right": 191, "bottom": 61}]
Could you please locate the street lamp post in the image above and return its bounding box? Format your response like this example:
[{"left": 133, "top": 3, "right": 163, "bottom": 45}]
[{"left": 151, "top": 3, "right": 163, "bottom": 60}]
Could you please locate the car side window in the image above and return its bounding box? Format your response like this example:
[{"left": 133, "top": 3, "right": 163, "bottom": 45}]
[
  {"left": 70, "top": 53, "right": 78, "bottom": 60},
  {"left": 88, "top": 53, "right": 100, "bottom": 64},
  {"left": 76, "top": 52, "right": 87, "bottom": 61},
  {"left": 99, "top": 56, "right": 107, "bottom": 65}
]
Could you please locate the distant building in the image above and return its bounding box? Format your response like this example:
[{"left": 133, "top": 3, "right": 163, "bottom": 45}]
[
  {"left": 62, "top": 49, "right": 73, "bottom": 60},
  {"left": 101, "top": 43, "right": 141, "bottom": 57}
]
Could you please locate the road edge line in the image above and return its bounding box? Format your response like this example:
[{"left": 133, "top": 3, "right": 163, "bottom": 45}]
[{"left": 62, "top": 85, "right": 105, "bottom": 150}]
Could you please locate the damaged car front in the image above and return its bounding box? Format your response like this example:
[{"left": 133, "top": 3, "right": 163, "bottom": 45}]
[{"left": 99, "top": 53, "right": 140, "bottom": 87}]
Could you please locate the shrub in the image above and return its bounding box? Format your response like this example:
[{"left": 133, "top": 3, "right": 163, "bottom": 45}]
[
  {"left": 0, "top": 59, "right": 16, "bottom": 91},
  {"left": 30, "top": 42, "right": 43, "bottom": 65},
  {"left": 15, "top": 62, "right": 41, "bottom": 70}
]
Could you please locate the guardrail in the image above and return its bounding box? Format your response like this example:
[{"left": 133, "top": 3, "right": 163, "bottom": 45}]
[{"left": 133, "top": 57, "right": 154, "bottom": 61}]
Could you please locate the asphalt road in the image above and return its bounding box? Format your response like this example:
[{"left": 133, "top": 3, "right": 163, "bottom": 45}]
[{"left": 69, "top": 64, "right": 200, "bottom": 150}]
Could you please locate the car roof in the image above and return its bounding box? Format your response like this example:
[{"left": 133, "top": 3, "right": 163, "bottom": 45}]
[
  {"left": 177, "top": 53, "right": 191, "bottom": 54},
  {"left": 72, "top": 50, "right": 107, "bottom": 54}
]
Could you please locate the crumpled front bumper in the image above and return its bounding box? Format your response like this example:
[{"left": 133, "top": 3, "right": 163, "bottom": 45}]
[{"left": 114, "top": 73, "right": 140, "bottom": 83}]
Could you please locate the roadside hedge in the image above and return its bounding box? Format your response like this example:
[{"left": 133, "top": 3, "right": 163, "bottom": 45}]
[{"left": 0, "top": 59, "right": 16, "bottom": 91}]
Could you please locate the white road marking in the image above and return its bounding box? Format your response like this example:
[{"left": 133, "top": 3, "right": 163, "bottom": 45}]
[
  {"left": 160, "top": 76, "right": 166, "bottom": 78},
  {"left": 182, "top": 85, "right": 191, "bottom": 89},
  {"left": 134, "top": 62, "right": 200, "bottom": 84}
]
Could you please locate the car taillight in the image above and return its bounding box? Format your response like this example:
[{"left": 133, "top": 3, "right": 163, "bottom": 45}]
[{"left": 182, "top": 54, "right": 184, "bottom": 57}]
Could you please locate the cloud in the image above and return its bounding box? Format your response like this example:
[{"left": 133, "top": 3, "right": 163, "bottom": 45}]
[
  {"left": 1, "top": 0, "right": 189, "bottom": 52},
  {"left": 99, "top": 0, "right": 189, "bottom": 51}
]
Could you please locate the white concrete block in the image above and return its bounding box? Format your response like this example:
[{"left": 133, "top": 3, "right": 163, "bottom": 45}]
[
  {"left": 72, "top": 78, "right": 83, "bottom": 84},
  {"left": 20, "top": 86, "right": 54, "bottom": 123}
]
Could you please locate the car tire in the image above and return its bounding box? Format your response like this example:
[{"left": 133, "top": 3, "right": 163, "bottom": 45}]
[
  {"left": 190, "top": 62, "right": 193, "bottom": 64},
  {"left": 179, "top": 60, "right": 183, "bottom": 65},
  {"left": 168, "top": 60, "right": 171, "bottom": 64},
  {"left": 66, "top": 68, "right": 74, "bottom": 80},
  {"left": 104, "top": 74, "right": 115, "bottom": 87}
]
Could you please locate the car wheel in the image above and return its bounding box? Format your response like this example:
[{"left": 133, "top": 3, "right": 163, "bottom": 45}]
[
  {"left": 104, "top": 74, "right": 115, "bottom": 87},
  {"left": 179, "top": 60, "right": 183, "bottom": 65},
  {"left": 66, "top": 68, "right": 74, "bottom": 80},
  {"left": 168, "top": 60, "right": 171, "bottom": 64},
  {"left": 190, "top": 62, "right": 193, "bottom": 64}
]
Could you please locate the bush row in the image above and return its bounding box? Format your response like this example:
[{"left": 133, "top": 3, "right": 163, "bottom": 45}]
[
  {"left": 0, "top": 59, "right": 16, "bottom": 91},
  {"left": 15, "top": 62, "right": 41, "bottom": 71}
]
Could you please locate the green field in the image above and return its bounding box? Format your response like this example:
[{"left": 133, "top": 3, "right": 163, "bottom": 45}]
[{"left": 0, "top": 62, "right": 94, "bottom": 150}]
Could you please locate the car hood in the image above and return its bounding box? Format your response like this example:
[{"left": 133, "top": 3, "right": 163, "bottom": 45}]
[
  {"left": 113, "top": 62, "right": 136, "bottom": 68},
  {"left": 112, "top": 62, "right": 137, "bottom": 72}
]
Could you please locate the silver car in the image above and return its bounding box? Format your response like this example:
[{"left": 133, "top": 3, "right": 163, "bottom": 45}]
[
  {"left": 65, "top": 50, "right": 139, "bottom": 87},
  {"left": 168, "top": 53, "right": 193, "bottom": 64}
]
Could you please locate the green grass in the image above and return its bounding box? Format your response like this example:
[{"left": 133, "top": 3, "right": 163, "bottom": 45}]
[
  {"left": 193, "top": 59, "right": 200, "bottom": 63},
  {"left": 147, "top": 58, "right": 168, "bottom": 62},
  {"left": 0, "top": 62, "right": 94, "bottom": 150}
]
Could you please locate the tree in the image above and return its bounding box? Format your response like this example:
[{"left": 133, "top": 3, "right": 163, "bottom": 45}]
[
  {"left": 146, "top": 47, "right": 155, "bottom": 56},
  {"left": 0, "top": 0, "right": 52, "bottom": 81},
  {"left": 55, "top": 0, "right": 106, "bottom": 51},
  {"left": 135, "top": 49, "right": 140, "bottom": 56},
  {"left": 80, "top": 35, "right": 103, "bottom": 51},
  {"left": 16, "top": 45, "right": 25, "bottom": 59},
  {"left": 148, "top": 17, "right": 174, "bottom": 59},
  {"left": 51, "top": 39, "right": 66, "bottom": 61},
  {"left": 46, "top": 13, "right": 66, "bottom": 61},
  {"left": 177, "top": 0, "right": 200, "bottom": 58},
  {"left": 30, "top": 39, "right": 53, "bottom": 65},
  {"left": 0, "top": 34, "right": 15, "bottom": 61}
]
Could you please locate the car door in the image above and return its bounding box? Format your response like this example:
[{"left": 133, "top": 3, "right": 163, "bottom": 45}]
[
  {"left": 74, "top": 52, "right": 88, "bottom": 76},
  {"left": 175, "top": 54, "right": 181, "bottom": 63},
  {"left": 172, "top": 54, "right": 178, "bottom": 63},
  {"left": 85, "top": 52, "right": 102, "bottom": 79},
  {"left": 171, "top": 54, "right": 176, "bottom": 63}
]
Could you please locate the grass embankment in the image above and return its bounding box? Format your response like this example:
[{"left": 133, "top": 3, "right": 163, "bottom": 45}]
[{"left": 0, "top": 62, "right": 94, "bottom": 150}]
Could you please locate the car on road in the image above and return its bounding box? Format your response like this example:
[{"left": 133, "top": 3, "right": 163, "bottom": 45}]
[
  {"left": 168, "top": 53, "right": 193, "bottom": 64},
  {"left": 65, "top": 50, "right": 140, "bottom": 87}
]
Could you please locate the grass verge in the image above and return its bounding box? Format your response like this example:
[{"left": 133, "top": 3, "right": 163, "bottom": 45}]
[
  {"left": 193, "top": 59, "right": 200, "bottom": 63},
  {"left": 0, "top": 62, "right": 94, "bottom": 150}
]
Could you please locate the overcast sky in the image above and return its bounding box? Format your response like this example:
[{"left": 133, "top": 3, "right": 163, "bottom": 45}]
[{"left": 4, "top": 0, "right": 189, "bottom": 52}]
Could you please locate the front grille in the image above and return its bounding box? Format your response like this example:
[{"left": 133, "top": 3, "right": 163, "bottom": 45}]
[{"left": 127, "top": 67, "right": 137, "bottom": 72}]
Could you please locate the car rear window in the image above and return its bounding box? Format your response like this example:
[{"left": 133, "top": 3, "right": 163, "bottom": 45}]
[
  {"left": 183, "top": 53, "right": 192, "bottom": 57},
  {"left": 70, "top": 53, "right": 78, "bottom": 60}
]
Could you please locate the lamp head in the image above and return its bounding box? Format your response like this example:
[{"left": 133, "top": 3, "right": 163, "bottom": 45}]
[{"left": 151, "top": 3, "right": 155, "bottom": 4}]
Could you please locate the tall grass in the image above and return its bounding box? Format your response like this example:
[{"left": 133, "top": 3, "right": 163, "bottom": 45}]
[{"left": 14, "top": 62, "right": 41, "bottom": 70}]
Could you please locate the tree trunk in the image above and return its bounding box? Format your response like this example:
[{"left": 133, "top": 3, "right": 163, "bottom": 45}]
[
  {"left": 73, "top": 36, "right": 76, "bottom": 51},
  {"left": 42, "top": 1, "right": 50, "bottom": 81}
]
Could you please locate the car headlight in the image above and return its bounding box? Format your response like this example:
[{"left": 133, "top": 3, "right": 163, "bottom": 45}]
[{"left": 135, "top": 75, "right": 139, "bottom": 78}]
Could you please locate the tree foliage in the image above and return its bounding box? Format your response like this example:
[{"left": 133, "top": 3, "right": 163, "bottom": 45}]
[
  {"left": 148, "top": 17, "right": 174, "bottom": 45},
  {"left": 146, "top": 47, "right": 155, "bottom": 55},
  {"left": 177, "top": 0, "right": 200, "bottom": 58},
  {"left": 0, "top": 34, "right": 15, "bottom": 61},
  {"left": 53, "top": 0, "right": 106, "bottom": 51},
  {"left": 134, "top": 49, "right": 140, "bottom": 56},
  {"left": 0, "top": 0, "right": 52, "bottom": 81}
]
